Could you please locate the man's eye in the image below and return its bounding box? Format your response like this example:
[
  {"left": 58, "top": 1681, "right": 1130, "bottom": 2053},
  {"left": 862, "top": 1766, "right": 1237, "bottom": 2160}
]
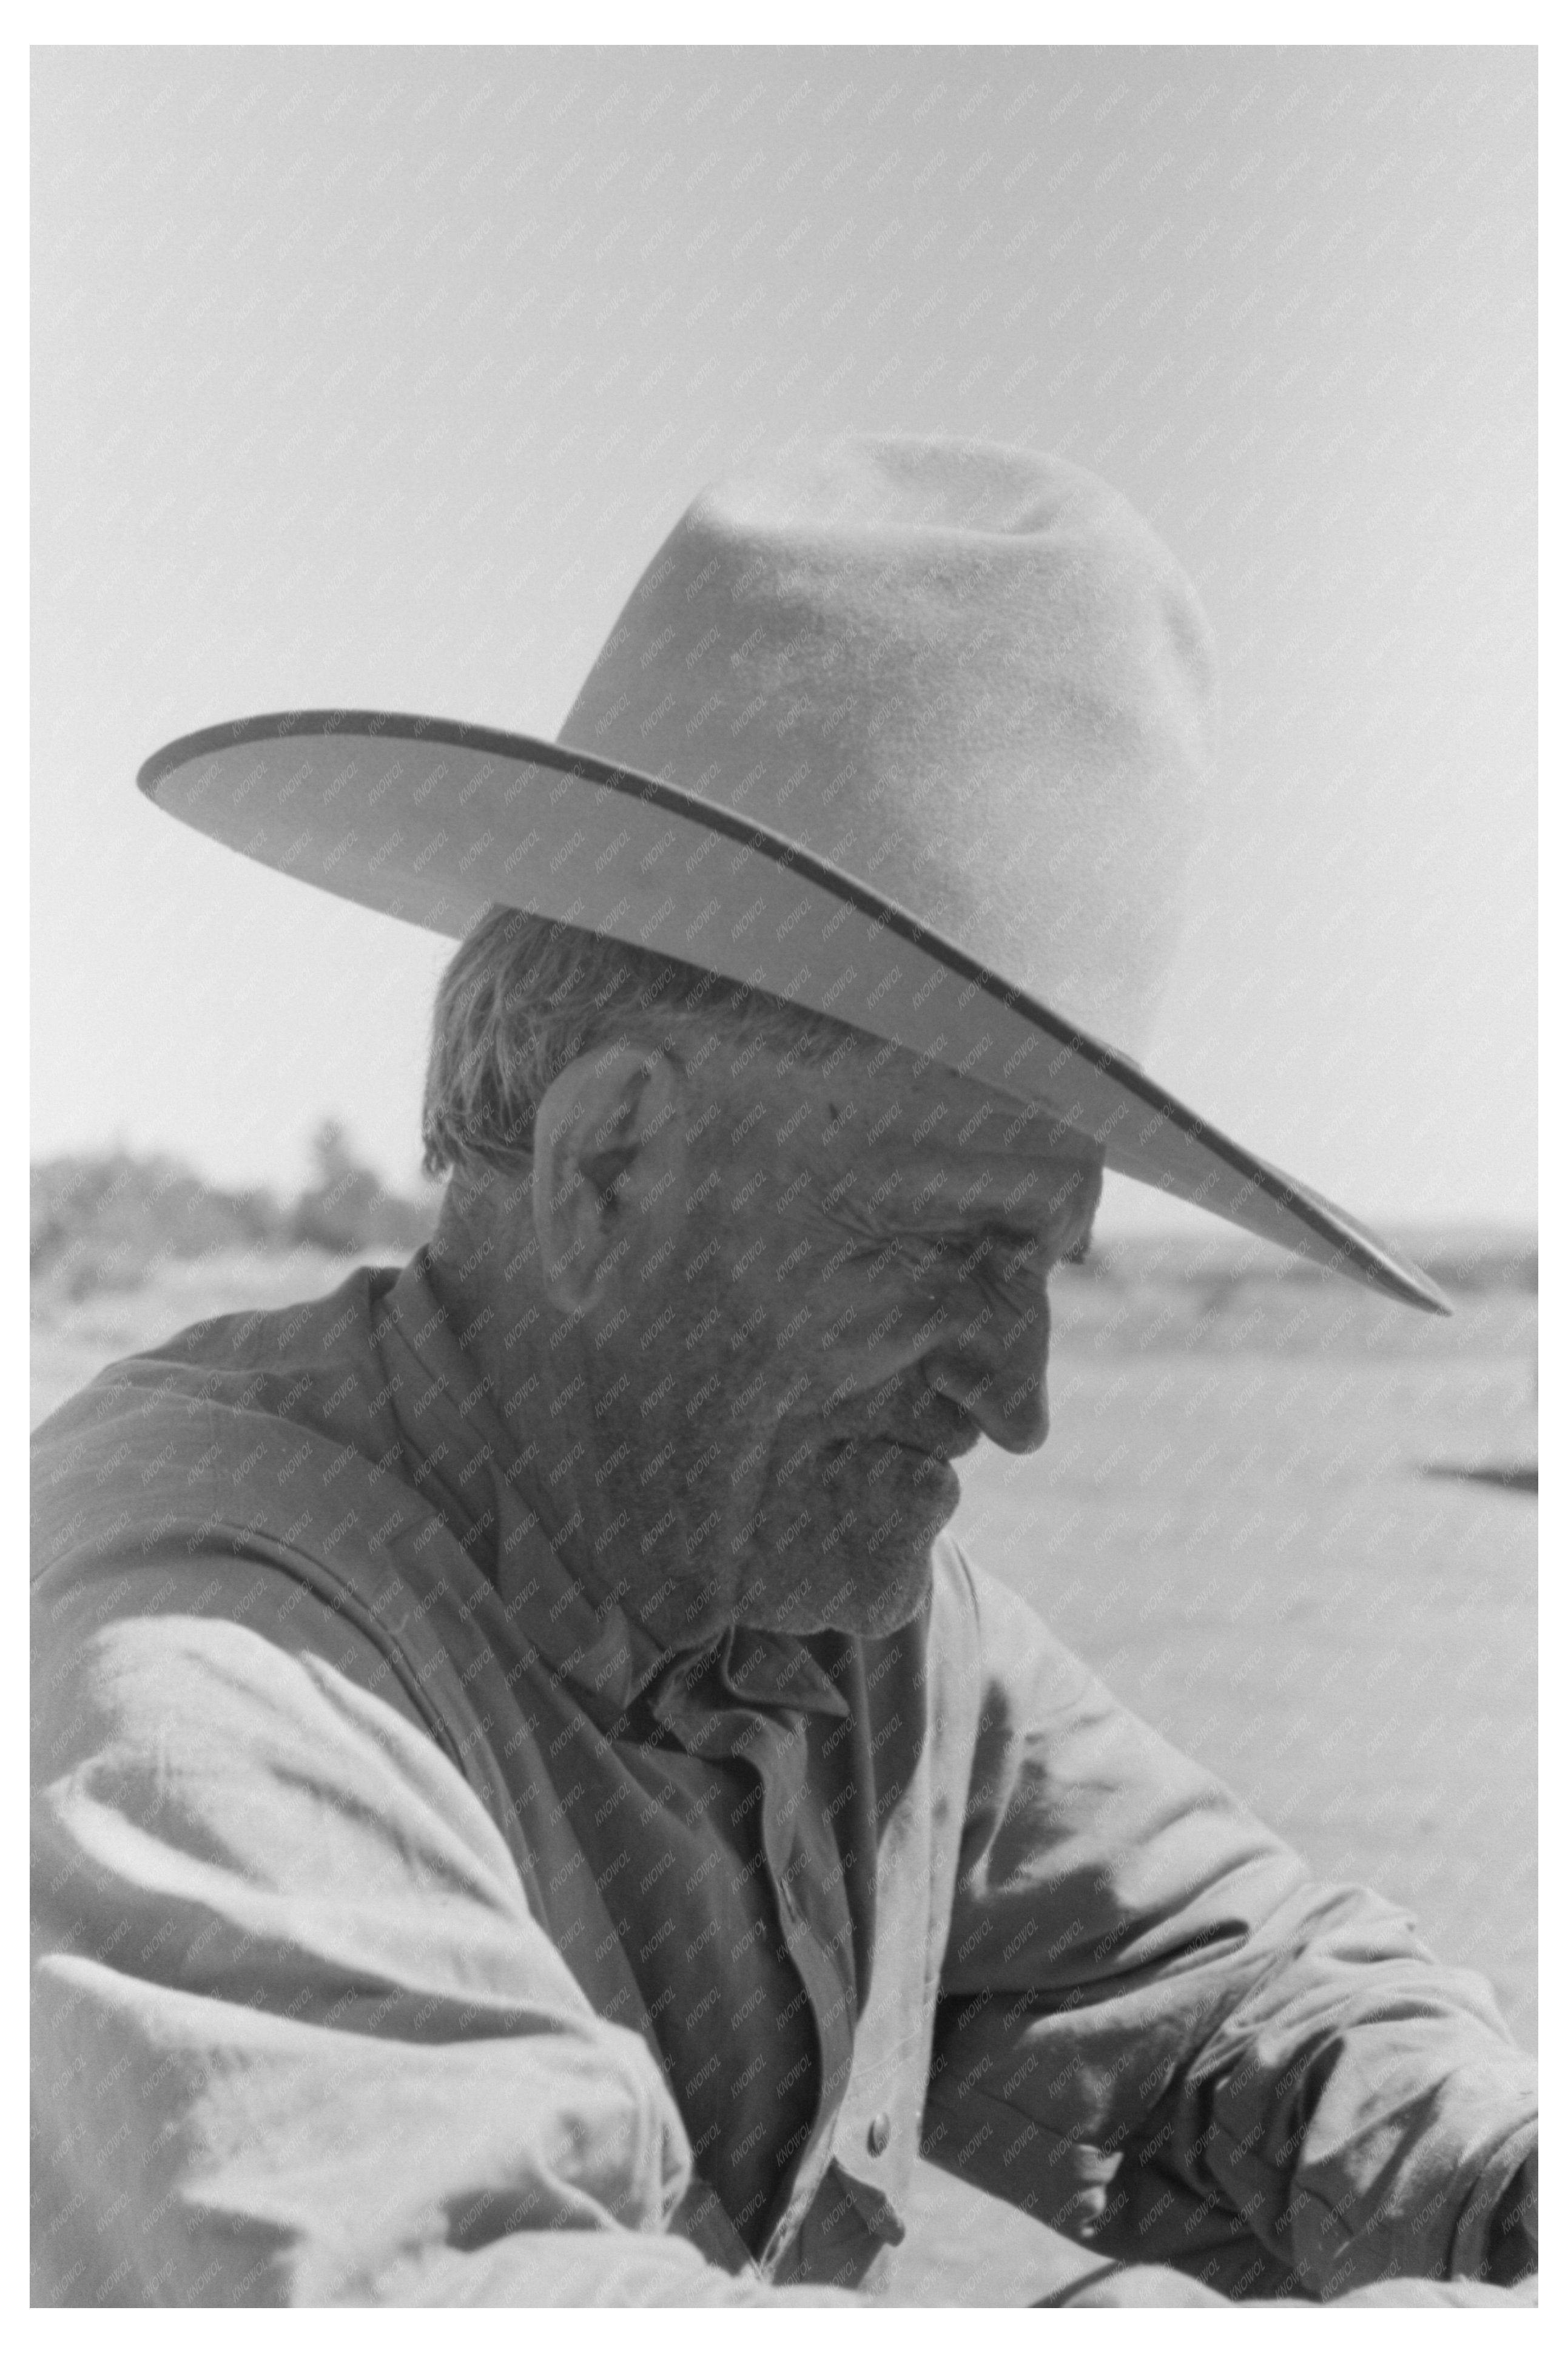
[
  {"left": 910, "top": 1231, "right": 1024, "bottom": 1281},
  {"left": 971, "top": 1228, "right": 1053, "bottom": 1286},
  {"left": 997, "top": 1233, "right": 1046, "bottom": 1279},
  {"left": 868, "top": 1236, "right": 947, "bottom": 1285},
  {"left": 870, "top": 1227, "right": 1045, "bottom": 1289}
]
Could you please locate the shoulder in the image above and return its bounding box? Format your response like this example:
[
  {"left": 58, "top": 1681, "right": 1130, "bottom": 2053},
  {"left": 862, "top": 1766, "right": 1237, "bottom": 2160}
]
[
  {"left": 32, "top": 1266, "right": 414, "bottom": 1587},
  {"left": 30, "top": 1270, "right": 460, "bottom": 1761},
  {"left": 30, "top": 1264, "right": 399, "bottom": 1489}
]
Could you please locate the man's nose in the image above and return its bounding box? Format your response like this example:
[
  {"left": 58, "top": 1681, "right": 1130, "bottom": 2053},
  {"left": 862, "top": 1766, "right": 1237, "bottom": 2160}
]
[{"left": 921, "top": 1291, "right": 1052, "bottom": 1455}]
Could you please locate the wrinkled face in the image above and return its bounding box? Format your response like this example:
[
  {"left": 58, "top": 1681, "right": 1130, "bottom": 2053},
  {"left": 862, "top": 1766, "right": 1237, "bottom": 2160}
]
[{"left": 582, "top": 1029, "right": 1102, "bottom": 1648}]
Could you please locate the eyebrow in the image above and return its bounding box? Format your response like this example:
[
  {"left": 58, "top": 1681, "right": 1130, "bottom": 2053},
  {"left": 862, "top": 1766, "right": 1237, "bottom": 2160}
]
[{"left": 895, "top": 1194, "right": 1098, "bottom": 1264}]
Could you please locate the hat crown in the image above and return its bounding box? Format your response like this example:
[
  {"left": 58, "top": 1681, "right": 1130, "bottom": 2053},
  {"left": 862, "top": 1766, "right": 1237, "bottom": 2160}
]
[{"left": 561, "top": 435, "right": 1217, "bottom": 1060}]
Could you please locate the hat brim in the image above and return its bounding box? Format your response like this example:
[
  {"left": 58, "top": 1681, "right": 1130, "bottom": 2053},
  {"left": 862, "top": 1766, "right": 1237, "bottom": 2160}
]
[{"left": 138, "top": 710, "right": 1449, "bottom": 1315}]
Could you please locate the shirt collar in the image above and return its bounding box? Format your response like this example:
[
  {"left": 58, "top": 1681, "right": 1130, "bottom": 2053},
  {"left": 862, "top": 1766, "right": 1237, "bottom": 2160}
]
[{"left": 372, "top": 1253, "right": 849, "bottom": 1737}]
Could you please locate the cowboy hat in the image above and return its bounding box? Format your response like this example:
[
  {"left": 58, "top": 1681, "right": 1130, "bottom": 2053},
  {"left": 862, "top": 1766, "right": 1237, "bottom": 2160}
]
[{"left": 137, "top": 436, "right": 1447, "bottom": 1313}]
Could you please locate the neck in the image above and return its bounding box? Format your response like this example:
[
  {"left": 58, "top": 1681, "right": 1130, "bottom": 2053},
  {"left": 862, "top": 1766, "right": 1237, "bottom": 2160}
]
[{"left": 423, "top": 1202, "right": 730, "bottom": 1658}]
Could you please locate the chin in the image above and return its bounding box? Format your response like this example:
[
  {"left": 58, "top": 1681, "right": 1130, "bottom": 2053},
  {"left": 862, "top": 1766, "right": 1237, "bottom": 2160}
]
[
  {"left": 738, "top": 1452, "right": 957, "bottom": 1636},
  {"left": 754, "top": 1541, "right": 936, "bottom": 1640},
  {"left": 833, "top": 1566, "right": 934, "bottom": 1638}
]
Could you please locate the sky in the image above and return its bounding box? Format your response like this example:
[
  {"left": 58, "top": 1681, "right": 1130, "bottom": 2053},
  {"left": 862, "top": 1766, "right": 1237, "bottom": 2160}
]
[{"left": 31, "top": 44, "right": 1536, "bottom": 1234}]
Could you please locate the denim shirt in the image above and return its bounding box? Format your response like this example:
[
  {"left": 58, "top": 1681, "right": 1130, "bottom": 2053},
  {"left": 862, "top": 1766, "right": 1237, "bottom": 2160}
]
[{"left": 31, "top": 1259, "right": 1536, "bottom": 2305}]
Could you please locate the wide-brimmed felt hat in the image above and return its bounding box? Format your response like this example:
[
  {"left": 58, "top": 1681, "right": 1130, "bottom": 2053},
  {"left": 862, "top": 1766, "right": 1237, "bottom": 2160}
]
[{"left": 139, "top": 436, "right": 1447, "bottom": 1313}]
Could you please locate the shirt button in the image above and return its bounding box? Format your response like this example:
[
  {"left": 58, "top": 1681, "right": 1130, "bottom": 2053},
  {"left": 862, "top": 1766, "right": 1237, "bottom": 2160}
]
[{"left": 866, "top": 2112, "right": 891, "bottom": 2156}]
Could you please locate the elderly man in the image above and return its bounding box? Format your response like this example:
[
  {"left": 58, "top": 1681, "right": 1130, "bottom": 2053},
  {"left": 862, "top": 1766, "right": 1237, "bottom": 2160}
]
[{"left": 32, "top": 440, "right": 1535, "bottom": 2306}]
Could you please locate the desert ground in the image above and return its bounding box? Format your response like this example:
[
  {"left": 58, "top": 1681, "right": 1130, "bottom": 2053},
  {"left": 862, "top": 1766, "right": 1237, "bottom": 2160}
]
[{"left": 31, "top": 1228, "right": 1536, "bottom": 2304}]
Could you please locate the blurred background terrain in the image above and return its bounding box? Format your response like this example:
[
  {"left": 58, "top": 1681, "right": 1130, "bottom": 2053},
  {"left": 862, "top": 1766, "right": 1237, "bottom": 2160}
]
[
  {"left": 30, "top": 1139, "right": 1536, "bottom": 2303},
  {"left": 32, "top": 45, "right": 1535, "bottom": 2305}
]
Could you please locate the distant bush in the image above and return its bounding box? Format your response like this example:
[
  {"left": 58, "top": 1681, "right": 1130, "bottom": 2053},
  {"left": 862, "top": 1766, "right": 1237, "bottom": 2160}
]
[
  {"left": 31, "top": 1126, "right": 437, "bottom": 1298},
  {"left": 288, "top": 1121, "right": 432, "bottom": 1256}
]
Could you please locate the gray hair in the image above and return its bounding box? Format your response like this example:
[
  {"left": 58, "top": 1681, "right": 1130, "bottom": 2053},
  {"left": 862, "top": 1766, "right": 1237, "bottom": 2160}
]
[{"left": 422, "top": 906, "right": 861, "bottom": 1177}]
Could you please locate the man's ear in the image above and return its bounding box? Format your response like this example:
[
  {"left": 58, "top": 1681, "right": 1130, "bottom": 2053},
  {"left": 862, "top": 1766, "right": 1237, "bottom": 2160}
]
[{"left": 531, "top": 1043, "right": 685, "bottom": 1314}]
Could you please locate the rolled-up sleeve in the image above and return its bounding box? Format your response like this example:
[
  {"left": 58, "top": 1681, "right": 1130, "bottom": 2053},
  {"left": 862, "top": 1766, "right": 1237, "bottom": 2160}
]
[
  {"left": 30, "top": 1572, "right": 854, "bottom": 2307},
  {"left": 924, "top": 1554, "right": 1536, "bottom": 2300}
]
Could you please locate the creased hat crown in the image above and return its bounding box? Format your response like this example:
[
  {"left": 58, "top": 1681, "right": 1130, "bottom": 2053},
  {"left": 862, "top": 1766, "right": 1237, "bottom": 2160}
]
[{"left": 562, "top": 436, "right": 1217, "bottom": 1062}]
